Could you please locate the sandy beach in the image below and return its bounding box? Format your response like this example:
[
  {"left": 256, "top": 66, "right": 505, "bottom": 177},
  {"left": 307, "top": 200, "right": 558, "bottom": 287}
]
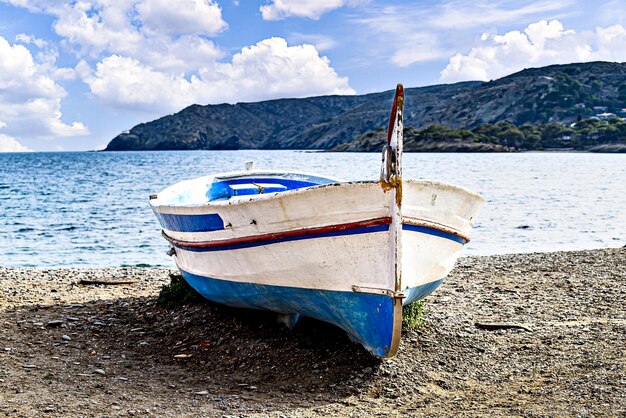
[{"left": 1, "top": 248, "right": 624, "bottom": 417}]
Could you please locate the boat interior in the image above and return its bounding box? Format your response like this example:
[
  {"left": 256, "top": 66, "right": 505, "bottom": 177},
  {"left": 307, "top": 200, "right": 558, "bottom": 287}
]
[{"left": 153, "top": 172, "right": 338, "bottom": 206}]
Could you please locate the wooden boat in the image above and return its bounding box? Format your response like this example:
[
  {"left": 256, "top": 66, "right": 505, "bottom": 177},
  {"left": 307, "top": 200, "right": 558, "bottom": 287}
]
[{"left": 149, "top": 85, "right": 483, "bottom": 358}]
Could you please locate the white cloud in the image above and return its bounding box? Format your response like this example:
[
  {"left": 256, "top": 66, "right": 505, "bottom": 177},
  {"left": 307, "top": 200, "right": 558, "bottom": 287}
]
[
  {"left": 352, "top": 0, "right": 574, "bottom": 68},
  {"left": 0, "top": 134, "right": 33, "bottom": 152},
  {"left": 353, "top": 6, "right": 448, "bottom": 67},
  {"left": 15, "top": 33, "right": 48, "bottom": 48},
  {"left": 136, "top": 0, "right": 227, "bottom": 36},
  {"left": 0, "top": 36, "right": 88, "bottom": 141},
  {"left": 289, "top": 33, "right": 337, "bottom": 51},
  {"left": 3, "top": 0, "right": 355, "bottom": 142},
  {"left": 439, "top": 20, "right": 626, "bottom": 82},
  {"left": 82, "top": 38, "right": 355, "bottom": 113},
  {"left": 427, "top": 0, "right": 574, "bottom": 29},
  {"left": 51, "top": 1, "right": 143, "bottom": 58},
  {"left": 260, "top": 0, "right": 365, "bottom": 20},
  {"left": 6, "top": 1, "right": 224, "bottom": 73}
]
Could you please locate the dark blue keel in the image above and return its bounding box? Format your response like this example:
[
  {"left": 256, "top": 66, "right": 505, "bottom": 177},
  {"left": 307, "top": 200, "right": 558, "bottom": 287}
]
[{"left": 181, "top": 270, "right": 444, "bottom": 357}]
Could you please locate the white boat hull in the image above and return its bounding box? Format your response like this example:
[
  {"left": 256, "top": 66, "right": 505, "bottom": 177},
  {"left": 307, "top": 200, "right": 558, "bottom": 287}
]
[{"left": 152, "top": 179, "right": 483, "bottom": 357}]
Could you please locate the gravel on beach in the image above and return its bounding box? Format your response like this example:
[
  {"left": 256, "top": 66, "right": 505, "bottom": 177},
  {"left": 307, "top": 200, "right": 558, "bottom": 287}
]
[{"left": 0, "top": 248, "right": 625, "bottom": 417}]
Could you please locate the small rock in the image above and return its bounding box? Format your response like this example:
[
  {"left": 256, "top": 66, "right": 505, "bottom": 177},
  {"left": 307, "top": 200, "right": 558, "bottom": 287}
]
[
  {"left": 174, "top": 354, "right": 192, "bottom": 359},
  {"left": 130, "top": 328, "right": 143, "bottom": 332},
  {"left": 193, "top": 391, "right": 209, "bottom": 396},
  {"left": 93, "top": 369, "right": 106, "bottom": 375},
  {"left": 61, "top": 335, "right": 71, "bottom": 341},
  {"left": 66, "top": 317, "right": 80, "bottom": 322},
  {"left": 92, "top": 321, "right": 106, "bottom": 326},
  {"left": 46, "top": 320, "right": 63, "bottom": 327},
  {"left": 23, "top": 364, "right": 37, "bottom": 369}
]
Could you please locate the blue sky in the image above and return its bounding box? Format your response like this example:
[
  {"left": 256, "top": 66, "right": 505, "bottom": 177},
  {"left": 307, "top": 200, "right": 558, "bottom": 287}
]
[{"left": 1, "top": 0, "right": 625, "bottom": 151}]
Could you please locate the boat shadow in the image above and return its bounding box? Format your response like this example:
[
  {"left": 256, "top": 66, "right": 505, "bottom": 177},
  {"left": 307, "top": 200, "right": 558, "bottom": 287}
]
[{"left": 4, "top": 294, "right": 384, "bottom": 410}]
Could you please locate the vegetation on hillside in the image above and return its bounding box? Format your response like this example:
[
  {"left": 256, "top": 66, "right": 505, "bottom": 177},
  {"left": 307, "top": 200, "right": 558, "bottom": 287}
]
[{"left": 333, "top": 117, "right": 626, "bottom": 152}]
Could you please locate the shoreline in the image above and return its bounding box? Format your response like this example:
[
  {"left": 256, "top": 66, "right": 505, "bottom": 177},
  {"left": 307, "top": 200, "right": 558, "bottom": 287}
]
[{"left": 1, "top": 248, "right": 625, "bottom": 416}]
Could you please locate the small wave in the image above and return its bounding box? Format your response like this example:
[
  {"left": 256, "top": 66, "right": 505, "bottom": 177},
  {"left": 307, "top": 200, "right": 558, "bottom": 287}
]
[
  {"left": 121, "top": 263, "right": 156, "bottom": 268},
  {"left": 57, "top": 226, "right": 78, "bottom": 231}
]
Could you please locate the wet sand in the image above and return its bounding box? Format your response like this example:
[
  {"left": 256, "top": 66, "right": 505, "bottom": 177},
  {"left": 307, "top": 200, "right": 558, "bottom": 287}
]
[{"left": 1, "top": 248, "right": 625, "bottom": 417}]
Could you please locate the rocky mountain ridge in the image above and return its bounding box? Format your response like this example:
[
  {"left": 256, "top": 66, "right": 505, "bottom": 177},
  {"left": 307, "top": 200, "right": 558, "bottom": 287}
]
[{"left": 105, "top": 61, "right": 626, "bottom": 151}]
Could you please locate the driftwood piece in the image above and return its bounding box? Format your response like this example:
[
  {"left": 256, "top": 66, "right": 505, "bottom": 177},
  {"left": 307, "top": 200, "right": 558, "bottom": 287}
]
[
  {"left": 79, "top": 279, "right": 138, "bottom": 285},
  {"left": 474, "top": 322, "right": 533, "bottom": 332}
]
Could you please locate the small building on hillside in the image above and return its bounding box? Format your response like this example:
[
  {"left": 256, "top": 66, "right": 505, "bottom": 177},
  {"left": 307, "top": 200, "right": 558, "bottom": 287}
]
[{"left": 596, "top": 112, "right": 616, "bottom": 120}]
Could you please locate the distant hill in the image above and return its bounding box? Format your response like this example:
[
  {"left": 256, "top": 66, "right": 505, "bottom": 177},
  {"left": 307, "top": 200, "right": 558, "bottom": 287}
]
[{"left": 105, "top": 61, "right": 626, "bottom": 151}]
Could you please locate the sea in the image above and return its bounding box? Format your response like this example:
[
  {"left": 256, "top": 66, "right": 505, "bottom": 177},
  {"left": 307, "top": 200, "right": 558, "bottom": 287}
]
[{"left": 1, "top": 151, "right": 624, "bottom": 268}]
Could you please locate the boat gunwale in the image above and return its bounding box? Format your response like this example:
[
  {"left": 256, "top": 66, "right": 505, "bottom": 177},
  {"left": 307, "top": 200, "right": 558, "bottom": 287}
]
[{"left": 151, "top": 178, "right": 484, "bottom": 211}]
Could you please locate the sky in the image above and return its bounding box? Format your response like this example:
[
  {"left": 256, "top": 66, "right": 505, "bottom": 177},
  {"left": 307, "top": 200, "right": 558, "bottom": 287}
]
[{"left": 1, "top": 0, "right": 626, "bottom": 152}]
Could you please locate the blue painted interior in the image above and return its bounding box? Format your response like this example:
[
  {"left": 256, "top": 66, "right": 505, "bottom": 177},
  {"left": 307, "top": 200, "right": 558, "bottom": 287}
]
[
  {"left": 181, "top": 270, "right": 396, "bottom": 357},
  {"left": 228, "top": 182, "right": 288, "bottom": 197},
  {"left": 207, "top": 177, "right": 330, "bottom": 201},
  {"left": 153, "top": 211, "right": 224, "bottom": 233}
]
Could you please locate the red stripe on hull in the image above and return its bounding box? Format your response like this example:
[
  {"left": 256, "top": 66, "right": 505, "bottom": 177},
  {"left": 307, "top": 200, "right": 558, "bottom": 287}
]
[
  {"left": 162, "top": 217, "right": 393, "bottom": 249},
  {"left": 402, "top": 216, "right": 470, "bottom": 243}
]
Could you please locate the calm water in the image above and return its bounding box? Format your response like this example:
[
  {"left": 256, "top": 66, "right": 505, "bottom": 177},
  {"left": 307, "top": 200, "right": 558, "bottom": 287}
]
[{"left": 1, "top": 151, "right": 624, "bottom": 267}]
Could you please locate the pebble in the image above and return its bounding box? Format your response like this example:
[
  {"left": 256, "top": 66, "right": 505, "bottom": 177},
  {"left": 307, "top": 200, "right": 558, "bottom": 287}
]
[
  {"left": 46, "top": 320, "right": 63, "bottom": 327},
  {"left": 193, "top": 391, "right": 209, "bottom": 396},
  {"left": 22, "top": 364, "right": 37, "bottom": 369},
  {"left": 93, "top": 369, "right": 106, "bottom": 375},
  {"left": 61, "top": 335, "right": 72, "bottom": 341},
  {"left": 174, "top": 354, "right": 192, "bottom": 359}
]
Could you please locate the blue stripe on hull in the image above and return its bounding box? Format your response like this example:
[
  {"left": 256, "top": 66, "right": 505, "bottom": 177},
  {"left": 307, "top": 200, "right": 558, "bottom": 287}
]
[
  {"left": 181, "top": 270, "right": 396, "bottom": 357},
  {"left": 154, "top": 211, "right": 224, "bottom": 232},
  {"left": 402, "top": 224, "right": 466, "bottom": 244},
  {"left": 180, "top": 271, "right": 447, "bottom": 356},
  {"left": 403, "top": 278, "right": 445, "bottom": 305},
  {"left": 177, "top": 223, "right": 390, "bottom": 252}
]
